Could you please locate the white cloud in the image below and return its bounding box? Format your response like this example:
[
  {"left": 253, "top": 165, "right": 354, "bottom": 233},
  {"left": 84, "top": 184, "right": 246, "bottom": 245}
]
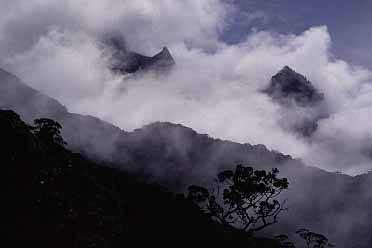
[
  {"left": 0, "top": 0, "right": 227, "bottom": 56},
  {"left": 1, "top": 1, "right": 372, "bottom": 174}
]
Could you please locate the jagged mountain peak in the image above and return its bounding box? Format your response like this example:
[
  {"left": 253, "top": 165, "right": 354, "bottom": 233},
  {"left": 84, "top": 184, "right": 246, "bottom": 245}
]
[
  {"left": 160, "top": 46, "right": 172, "bottom": 57},
  {"left": 104, "top": 36, "right": 175, "bottom": 74},
  {"left": 263, "top": 66, "right": 328, "bottom": 137},
  {"left": 275, "top": 66, "right": 312, "bottom": 87},
  {"left": 265, "top": 66, "right": 324, "bottom": 107},
  {"left": 150, "top": 46, "right": 175, "bottom": 69},
  {"left": 280, "top": 65, "right": 295, "bottom": 73},
  {"left": 277, "top": 65, "right": 299, "bottom": 74},
  {"left": 153, "top": 47, "right": 174, "bottom": 62},
  {"left": 161, "top": 46, "right": 171, "bottom": 54}
]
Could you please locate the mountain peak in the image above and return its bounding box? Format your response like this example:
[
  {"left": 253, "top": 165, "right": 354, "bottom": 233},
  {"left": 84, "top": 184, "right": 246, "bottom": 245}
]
[
  {"left": 151, "top": 46, "right": 175, "bottom": 69},
  {"left": 280, "top": 65, "right": 296, "bottom": 74},
  {"left": 264, "top": 66, "right": 324, "bottom": 107},
  {"left": 264, "top": 66, "right": 327, "bottom": 137},
  {"left": 107, "top": 38, "right": 175, "bottom": 74},
  {"left": 162, "top": 46, "right": 170, "bottom": 53},
  {"left": 162, "top": 46, "right": 173, "bottom": 56}
]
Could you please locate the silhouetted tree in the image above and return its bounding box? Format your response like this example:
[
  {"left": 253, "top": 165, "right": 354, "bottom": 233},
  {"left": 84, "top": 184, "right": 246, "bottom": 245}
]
[
  {"left": 296, "top": 229, "right": 334, "bottom": 248},
  {"left": 32, "top": 118, "right": 66, "bottom": 146},
  {"left": 188, "top": 165, "right": 288, "bottom": 234}
]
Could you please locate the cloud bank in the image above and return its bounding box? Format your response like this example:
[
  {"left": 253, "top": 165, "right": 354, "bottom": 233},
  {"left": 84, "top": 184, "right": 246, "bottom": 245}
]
[{"left": 1, "top": 0, "right": 372, "bottom": 175}]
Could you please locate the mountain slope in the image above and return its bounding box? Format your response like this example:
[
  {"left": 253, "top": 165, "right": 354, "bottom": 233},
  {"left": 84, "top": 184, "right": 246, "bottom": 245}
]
[
  {"left": 0, "top": 67, "right": 292, "bottom": 185},
  {"left": 1, "top": 68, "right": 372, "bottom": 247},
  {"left": 1, "top": 109, "right": 280, "bottom": 247},
  {"left": 0, "top": 68, "right": 125, "bottom": 162}
]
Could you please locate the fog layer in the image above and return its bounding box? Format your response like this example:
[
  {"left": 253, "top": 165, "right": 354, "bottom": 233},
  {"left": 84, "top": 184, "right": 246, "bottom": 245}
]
[{"left": 1, "top": 0, "right": 372, "bottom": 174}]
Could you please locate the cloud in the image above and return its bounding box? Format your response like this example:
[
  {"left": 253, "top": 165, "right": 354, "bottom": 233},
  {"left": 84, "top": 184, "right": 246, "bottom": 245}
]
[
  {"left": 0, "top": 0, "right": 227, "bottom": 56},
  {"left": 1, "top": 1, "right": 372, "bottom": 175}
]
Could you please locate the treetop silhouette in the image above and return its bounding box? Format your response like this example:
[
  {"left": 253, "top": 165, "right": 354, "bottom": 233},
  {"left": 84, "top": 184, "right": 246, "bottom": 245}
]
[
  {"left": 188, "top": 165, "right": 288, "bottom": 234},
  {"left": 31, "top": 118, "right": 66, "bottom": 146}
]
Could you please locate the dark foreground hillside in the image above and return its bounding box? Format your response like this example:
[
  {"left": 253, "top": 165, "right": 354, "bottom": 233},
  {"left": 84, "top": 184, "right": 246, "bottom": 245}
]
[
  {"left": 2, "top": 68, "right": 372, "bottom": 247},
  {"left": 1, "top": 109, "right": 280, "bottom": 248}
]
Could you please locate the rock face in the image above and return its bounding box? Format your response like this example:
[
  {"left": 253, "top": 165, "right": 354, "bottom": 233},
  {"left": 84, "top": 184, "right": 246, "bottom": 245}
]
[
  {"left": 106, "top": 37, "right": 175, "bottom": 74},
  {"left": 265, "top": 66, "right": 324, "bottom": 107},
  {"left": 264, "top": 66, "right": 327, "bottom": 137}
]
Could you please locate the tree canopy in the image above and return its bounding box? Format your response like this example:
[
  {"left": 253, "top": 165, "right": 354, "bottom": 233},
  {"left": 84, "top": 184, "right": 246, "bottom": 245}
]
[
  {"left": 32, "top": 118, "right": 66, "bottom": 146},
  {"left": 188, "top": 165, "right": 288, "bottom": 234}
]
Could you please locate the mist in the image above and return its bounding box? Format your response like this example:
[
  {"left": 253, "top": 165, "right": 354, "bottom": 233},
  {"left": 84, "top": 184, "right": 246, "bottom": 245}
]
[{"left": 1, "top": 0, "right": 372, "bottom": 175}]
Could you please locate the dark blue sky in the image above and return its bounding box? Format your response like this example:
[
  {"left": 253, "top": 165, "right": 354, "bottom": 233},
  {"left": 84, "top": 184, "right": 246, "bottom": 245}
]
[{"left": 223, "top": 0, "right": 372, "bottom": 66}]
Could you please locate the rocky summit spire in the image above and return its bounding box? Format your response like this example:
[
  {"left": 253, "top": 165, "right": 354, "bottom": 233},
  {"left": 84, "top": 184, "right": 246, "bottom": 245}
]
[
  {"left": 264, "top": 66, "right": 324, "bottom": 107},
  {"left": 159, "top": 47, "right": 172, "bottom": 58},
  {"left": 263, "top": 66, "right": 328, "bottom": 137},
  {"left": 151, "top": 46, "right": 175, "bottom": 69},
  {"left": 105, "top": 35, "right": 175, "bottom": 75}
]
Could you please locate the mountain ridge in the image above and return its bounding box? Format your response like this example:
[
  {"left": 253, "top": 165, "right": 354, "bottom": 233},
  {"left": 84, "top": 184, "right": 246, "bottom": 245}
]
[
  {"left": 106, "top": 36, "right": 175, "bottom": 74},
  {"left": 2, "top": 108, "right": 281, "bottom": 247},
  {"left": 264, "top": 66, "right": 329, "bottom": 136},
  {"left": 264, "top": 66, "right": 324, "bottom": 107},
  {"left": 1, "top": 67, "right": 372, "bottom": 247}
]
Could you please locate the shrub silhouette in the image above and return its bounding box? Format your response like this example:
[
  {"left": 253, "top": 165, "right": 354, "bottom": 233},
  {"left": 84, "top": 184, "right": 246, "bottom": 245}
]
[
  {"left": 32, "top": 118, "right": 66, "bottom": 146},
  {"left": 296, "top": 229, "right": 334, "bottom": 248},
  {"left": 188, "top": 165, "right": 288, "bottom": 234}
]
